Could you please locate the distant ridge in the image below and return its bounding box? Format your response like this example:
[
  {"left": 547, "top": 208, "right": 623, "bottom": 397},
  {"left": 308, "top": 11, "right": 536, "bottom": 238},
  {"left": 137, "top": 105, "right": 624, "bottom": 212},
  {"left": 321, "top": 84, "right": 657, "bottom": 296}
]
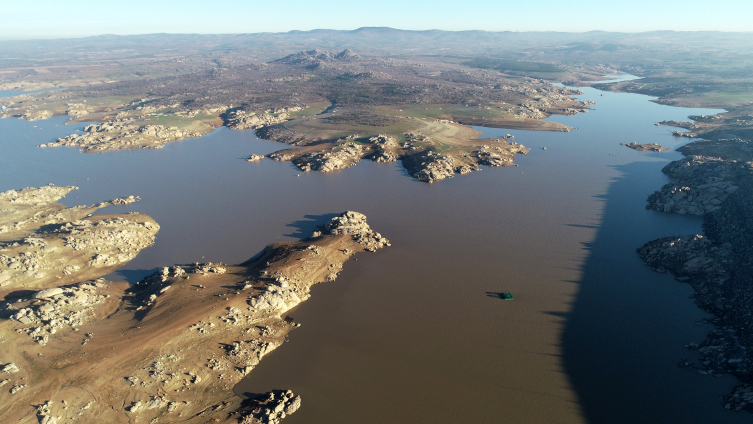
[{"left": 0, "top": 28, "right": 752, "bottom": 62}]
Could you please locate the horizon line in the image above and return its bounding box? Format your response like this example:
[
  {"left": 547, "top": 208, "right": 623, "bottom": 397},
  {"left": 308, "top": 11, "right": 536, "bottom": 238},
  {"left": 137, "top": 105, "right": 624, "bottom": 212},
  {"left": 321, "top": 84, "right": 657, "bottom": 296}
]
[{"left": 2, "top": 27, "right": 753, "bottom": 42}]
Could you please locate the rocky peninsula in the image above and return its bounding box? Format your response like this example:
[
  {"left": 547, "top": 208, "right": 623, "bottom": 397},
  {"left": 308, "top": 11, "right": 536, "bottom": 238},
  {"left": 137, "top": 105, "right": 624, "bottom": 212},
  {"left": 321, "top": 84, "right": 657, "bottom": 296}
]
[
  {"left": 39, "top": 120, "right": 205, "bottom": 152},
  {"left": 0, "top": 210, "right": 389, "bottom": 423}
]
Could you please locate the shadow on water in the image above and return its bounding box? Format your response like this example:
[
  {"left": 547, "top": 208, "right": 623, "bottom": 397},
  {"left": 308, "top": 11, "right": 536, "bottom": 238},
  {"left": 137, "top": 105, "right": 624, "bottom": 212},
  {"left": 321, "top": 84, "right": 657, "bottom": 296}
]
[
  {"left": 107, "top": 212, "right": 340, "bottom": 285},
  {"left": 485, "top": 291, "right": 514, "bottom": 300},
  {"left": 561, "top": 161, "right": 749, "bottom": 423},
  {"left": 109, "top": 268, "right": 159, "bottom": 284},
  {"left": 240, "top": 391, "right": 274, "bottom": 400},
  {"left": 240, "top": 247, "right": 272, "bottom": 266},
  {"left": 566, "top": 224, "right": 600, "bottom": 229},
  {"left": 283, "top": 213, "right": 339, "bottom": 239},
  {"left": 2, "top": 289, "right": 39, "bottom": 301}
]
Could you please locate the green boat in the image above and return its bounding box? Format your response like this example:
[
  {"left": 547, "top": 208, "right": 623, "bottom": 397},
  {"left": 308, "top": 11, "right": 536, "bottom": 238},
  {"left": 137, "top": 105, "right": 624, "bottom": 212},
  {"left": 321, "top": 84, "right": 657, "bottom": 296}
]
[{"left": 501, "top": 291, "right": 514, "bottom": 300}]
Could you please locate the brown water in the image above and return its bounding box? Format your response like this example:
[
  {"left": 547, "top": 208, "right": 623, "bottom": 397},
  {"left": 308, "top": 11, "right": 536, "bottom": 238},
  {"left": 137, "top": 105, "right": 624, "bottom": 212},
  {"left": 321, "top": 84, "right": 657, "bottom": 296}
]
[{"left": 0, "top": 85, "right": 745, "bottom": 423}]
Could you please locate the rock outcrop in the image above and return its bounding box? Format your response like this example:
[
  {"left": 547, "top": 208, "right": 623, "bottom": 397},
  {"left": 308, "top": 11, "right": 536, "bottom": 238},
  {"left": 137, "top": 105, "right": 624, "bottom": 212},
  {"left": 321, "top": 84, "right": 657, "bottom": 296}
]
[
  {"left": 475, "top": 142, "right": 530, "bottom": 167},
  {"left": 39, "top": 120, "right": 202, "bottom": 152},
  {"left": 369, "top": 134, "right": 399, "bottom": 163},
  {"left": 637, "top": 235, "right": 729, "bottom": 287},
  {"left": 8, "top": 280, "right": 114, "bottom": 345},
  {"left": 621, "top": 142, "right": 669, "bottom": 152},
  {"left": 647, "top": 156, "right": 753, "bottom": 215},
  {"left": 226, "top": 108, "right": 299, "bottom": 130},
  {"left": 398, "top": 141, "right": 528, "bottom": 183},
  {"left": 19, "top": 110, "right": 53, "bottom": 121},
  {"left": 0, "top": 185, "right": 158, "bottom": 291},
  {"left": 409, "top": 152, "right": 458, "bottom": 183},
  {"left": 295, "top": 143, "right": 369, "bottom": 172},
  {"left": 0, "top": 213, "right": 158, "bottom": 291},
  {"left": 316, "top": 211, "right": 391, "bottom": 251},
  {"left": 239, "top": 390, "right": 301, "bottom": 424},
  {"left": 641, "top": 167, "right": 753, "bottom": 413},
  {"left": 0, "top": 185, "right": 78, "bottom": 235},
  {"left": 246, "top": 154, "right": 265, "bottom": 162},
  {"left": 637, "top": 233, "right": 753, "bottom": 406},
  {"left": 272, "top": 49, "right": 361, "bottom": 68}
]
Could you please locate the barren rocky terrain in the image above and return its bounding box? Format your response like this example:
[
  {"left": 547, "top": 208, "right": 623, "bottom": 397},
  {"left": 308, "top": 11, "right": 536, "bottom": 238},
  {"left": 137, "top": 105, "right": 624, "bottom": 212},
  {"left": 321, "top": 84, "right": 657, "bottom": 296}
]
[
  {"left": 3, "top": 29, "right": 753, "bottom": 417},
  {"left": 638, "top": 128, "right": 753, "bottom": 411},
  {"left": 0, "top": 49, "right": 592, "bottom": 182},
  {"left": 0, "top": 209, "right": 388, "bottom": 423},
  {"left": 0, "top": 186, "right": 156, "bottom": 293}
]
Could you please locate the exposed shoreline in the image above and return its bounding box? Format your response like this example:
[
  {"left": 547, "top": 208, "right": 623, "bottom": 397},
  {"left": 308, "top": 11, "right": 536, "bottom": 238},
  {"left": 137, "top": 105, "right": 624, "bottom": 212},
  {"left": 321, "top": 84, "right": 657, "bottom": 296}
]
[
  {"left": 0, "top": 204, "right": 389, "bottom": 423},
  {"left": 0, "top": 49, "right": 594, "bottom": 185},
  {"left": 636, "top": 122, "right": 753, "bottom": 412}
]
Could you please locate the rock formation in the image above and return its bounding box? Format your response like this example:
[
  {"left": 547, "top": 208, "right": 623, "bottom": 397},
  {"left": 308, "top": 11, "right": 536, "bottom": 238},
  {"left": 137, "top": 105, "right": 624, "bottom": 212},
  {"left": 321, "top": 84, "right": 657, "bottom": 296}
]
[
  {"left": 620, "top": 142, "right": 669, "bottom": 152},
  {"left": 640, "top": 158, "right": 753, "bottom": 412},
  {"left": 647, "top": 156, "right": 752, "bottom": 215},
  {"left": 0, "top": 211, "right": 388, "bottom": 423},
  {"left": 226, "top": 108, "right": 300, "bottom": 130},
  {"left": 8, "top": 279, "right": 116, "bottom": 345},
  {"left": 238, "top": 390, "right": 301, "bottom": 424},
  {"left": 39, "top": 120, "right": 203, "bottom": 152},
  {"left": 265, "top": 131, "right": 529, "bottom": 184},
  {"left": 0, "top": 186, "right": 158, "bottom": 291},
  {"left": 246, "top": 154, "right": 265, "bottom": 162},
  {"left": 295, "top": 143, "right": 369, "bottom": 172}
]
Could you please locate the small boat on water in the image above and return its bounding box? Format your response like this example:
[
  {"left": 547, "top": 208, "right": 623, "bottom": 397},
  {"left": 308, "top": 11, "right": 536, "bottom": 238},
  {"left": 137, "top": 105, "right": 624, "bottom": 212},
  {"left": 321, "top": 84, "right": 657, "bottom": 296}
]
[{"left": 501, "top": 291, "right": 513, "bottom": 300}]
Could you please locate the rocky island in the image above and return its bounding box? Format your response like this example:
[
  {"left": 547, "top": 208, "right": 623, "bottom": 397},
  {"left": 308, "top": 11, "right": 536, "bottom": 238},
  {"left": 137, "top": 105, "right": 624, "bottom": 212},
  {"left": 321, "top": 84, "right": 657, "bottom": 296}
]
[
  {"left": 620, "top": 142, "right": 669, "bottom": 152},
  {"left": 264, "top": 132, "right": 530, "bottom": 183}
]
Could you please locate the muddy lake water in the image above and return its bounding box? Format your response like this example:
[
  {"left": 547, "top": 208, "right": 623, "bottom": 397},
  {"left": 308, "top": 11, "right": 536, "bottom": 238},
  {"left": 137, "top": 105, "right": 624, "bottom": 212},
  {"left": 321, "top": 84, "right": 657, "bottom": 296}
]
[{"left": 1, "top": 82, "right": 747, "bottom": 423}]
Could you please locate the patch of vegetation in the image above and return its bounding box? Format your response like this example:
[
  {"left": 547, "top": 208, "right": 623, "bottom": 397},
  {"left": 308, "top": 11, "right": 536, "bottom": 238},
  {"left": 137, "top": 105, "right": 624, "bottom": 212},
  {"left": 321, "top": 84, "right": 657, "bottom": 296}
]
[{"left": 321, "top": 113, "right": 401, "bottom": 127}]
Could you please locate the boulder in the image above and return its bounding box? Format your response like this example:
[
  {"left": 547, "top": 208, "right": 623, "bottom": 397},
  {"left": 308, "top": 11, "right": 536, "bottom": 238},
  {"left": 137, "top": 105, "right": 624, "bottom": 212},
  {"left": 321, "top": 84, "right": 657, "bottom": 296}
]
[{"left": 33, "top": 288, "right": 63, "bottom": 299}]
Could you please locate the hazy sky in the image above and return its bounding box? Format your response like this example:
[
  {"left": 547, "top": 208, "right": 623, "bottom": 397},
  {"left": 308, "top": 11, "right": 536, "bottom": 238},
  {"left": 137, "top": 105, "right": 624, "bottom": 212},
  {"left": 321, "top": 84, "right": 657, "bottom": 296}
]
[{"left": 1, "top": 0, "right": 751, "bottom": 40}]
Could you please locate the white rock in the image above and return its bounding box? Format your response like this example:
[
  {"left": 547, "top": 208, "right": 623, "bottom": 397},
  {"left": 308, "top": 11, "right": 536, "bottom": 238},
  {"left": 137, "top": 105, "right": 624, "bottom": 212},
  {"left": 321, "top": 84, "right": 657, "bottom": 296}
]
[
  {"left": 2, "top": 363, "right": 20, "bottom": 374},
  {"left": 284, "top": 395, "right": 302, "bottom": 415},
  {"left": 34, "top": 288, "right": 64, "bottom": 299}
]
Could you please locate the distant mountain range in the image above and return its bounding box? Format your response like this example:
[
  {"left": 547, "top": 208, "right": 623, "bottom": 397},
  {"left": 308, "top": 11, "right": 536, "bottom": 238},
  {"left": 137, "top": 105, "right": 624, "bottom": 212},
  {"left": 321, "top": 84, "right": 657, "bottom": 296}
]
[{"left": 2, "top": 27, "right": 752, "bottom": 61}]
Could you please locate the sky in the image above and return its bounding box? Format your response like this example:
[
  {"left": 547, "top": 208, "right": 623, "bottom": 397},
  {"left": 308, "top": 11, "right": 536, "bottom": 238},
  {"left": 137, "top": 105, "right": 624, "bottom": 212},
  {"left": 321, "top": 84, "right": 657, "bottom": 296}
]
[{"left": 0, "top": 0, "right": 751, "bottom": 40}]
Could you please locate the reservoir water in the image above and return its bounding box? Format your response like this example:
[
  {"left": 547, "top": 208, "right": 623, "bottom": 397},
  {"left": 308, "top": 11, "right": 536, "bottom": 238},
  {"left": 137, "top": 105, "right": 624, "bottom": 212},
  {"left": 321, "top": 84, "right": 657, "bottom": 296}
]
[{"left": 0, "top": 85, "right": 744, "bottom": 423}]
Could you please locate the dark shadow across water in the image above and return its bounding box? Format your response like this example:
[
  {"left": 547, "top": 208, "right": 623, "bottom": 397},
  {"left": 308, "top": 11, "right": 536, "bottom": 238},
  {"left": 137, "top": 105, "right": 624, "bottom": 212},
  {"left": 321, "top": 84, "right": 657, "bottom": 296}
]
[
  {"left": 1, "top": 82, "right": 747, "bottom": 423},
  {"left": 561, "top": 160, "right": 748, "bottom": 423}
]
